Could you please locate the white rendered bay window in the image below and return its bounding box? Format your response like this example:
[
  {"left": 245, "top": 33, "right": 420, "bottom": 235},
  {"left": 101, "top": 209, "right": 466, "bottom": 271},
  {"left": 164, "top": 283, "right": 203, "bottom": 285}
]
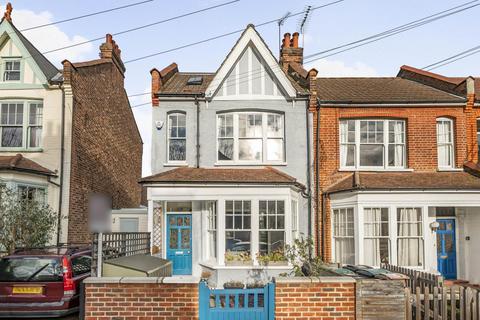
[
  {"left": 332, "top": 208, "right": 355, "bottom": 265},
  {"left": 397, "top": 207, "right": 424, "bottom": 267},
  {"left": 364, "top": 208, "right": 390, "bottom": 266},
  {"left": 340, "top": 119, "right": 405, "bottom": 169},
  {"left": 259, "top": 200, "right": 285, "bottom": 255},
  {"left": 225, "top": 200, "right": 251, "bottom": 256},
  {"left": 217, "top": 112, "right": 285, "bottom": 163}
]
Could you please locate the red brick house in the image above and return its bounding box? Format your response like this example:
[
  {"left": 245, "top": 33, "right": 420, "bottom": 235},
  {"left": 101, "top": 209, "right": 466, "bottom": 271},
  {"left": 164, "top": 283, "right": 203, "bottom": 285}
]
[
  {"left": 279, "top": 32, "right": 480, "bottom": 282},
  {"left": 0, "top": 5, "right": 142, "bottom": 245}
]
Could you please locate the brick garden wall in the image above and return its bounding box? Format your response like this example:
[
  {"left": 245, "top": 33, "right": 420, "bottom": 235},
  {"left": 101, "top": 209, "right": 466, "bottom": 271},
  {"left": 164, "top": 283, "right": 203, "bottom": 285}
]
[
  {"left": 275, "top": 277, "right": 356, "bottom": 320},
  {"left": 84, "top": 278, "right": 198, "bottom": 320}
]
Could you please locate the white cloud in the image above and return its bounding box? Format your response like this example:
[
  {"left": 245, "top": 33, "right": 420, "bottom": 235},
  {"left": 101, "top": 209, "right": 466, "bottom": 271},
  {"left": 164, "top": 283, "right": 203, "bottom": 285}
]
[
  {"left": 2, "top": 5, "right": 93, "bottom": 65},
  {"left": 305, "top": 58, "right": 378, "bottom": 77}
]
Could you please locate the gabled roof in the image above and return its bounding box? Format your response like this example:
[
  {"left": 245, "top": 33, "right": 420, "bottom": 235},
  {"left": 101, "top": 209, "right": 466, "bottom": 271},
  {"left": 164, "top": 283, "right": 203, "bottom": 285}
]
[
  {"left": 204, "top": 24, "right": 297, "bottom": 99},
  {"left": 140, "top": 167, "right": 305, "bottom": 189},
  {"left": 315, "top": 77, "right": 466, "bottom": 104},
  {"left": 325, "top": 171, "right": 480, "bottom": 194},
  {"left": 6, "top": 21, "right": 61, "bottom": 82},
  {"left": 0, "top": 154, "right": 56, "bottom": 176}
]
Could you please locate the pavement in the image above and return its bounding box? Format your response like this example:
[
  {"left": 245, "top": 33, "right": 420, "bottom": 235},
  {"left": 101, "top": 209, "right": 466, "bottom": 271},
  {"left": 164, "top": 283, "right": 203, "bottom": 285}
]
[{"left": 30, "top": 313, "right": 78, "bottom": 320}]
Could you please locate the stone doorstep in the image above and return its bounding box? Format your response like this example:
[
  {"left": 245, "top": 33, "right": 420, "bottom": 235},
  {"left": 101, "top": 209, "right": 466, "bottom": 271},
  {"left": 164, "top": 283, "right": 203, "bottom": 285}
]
[
  {"left": 84, "top": 276, "right": 200, "bottom": 284},
  {"left": 274, "top": 276, "right": 356, "bottom": 284}
]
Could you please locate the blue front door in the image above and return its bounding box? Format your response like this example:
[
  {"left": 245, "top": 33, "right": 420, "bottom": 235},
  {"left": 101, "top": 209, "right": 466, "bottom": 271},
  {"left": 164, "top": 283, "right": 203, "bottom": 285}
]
[
  {"left": 436, "top": 219, "right": 457, "bottom": 279},
  {"left": 167, "top": 214, "right": 192, "bottom": 275}
]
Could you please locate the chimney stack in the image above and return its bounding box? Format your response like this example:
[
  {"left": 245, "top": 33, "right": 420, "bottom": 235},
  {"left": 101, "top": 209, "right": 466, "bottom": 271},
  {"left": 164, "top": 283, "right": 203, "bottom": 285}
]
[
  {"left": 99, "top": 34, "right": 125, "bottom": 75},
  {"left": 3, "top": 3, "right": 12, "bottom": 22},
  {"left": 280, "top": 32, "right": 303, "bottom": 72}
]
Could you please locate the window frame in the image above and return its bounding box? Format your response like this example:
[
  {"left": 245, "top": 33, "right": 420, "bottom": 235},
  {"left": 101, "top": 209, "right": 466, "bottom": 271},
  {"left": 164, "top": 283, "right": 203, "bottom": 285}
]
[
  {"left": 258, "top": 200, "right": 286, "bottom": 256},
  {"left": 332, "top": 207, "right": 355, "bottom": 265},
  {"left": 436, "top": 117, "right": 455, "bottom": 169},
  {"left": 225, "top": 200, "right": 252, "bottom": 257},
  {"left": 2, "top": 58, "right": 22, "bottom": 82},
  {"left": 166, "top": 112, "right": 187, "bottom": 164},
  {"left": 216, "top": 111, "right": 286, "bottom": 165},
  {"left": 396, "top": 207, "right": 424, "bottom": 267},
  {"left": 477, "top": 119, "right": 480, "bottom": 162},
  {"left": 207, "top": 202, "right": 217, "bottom": 260},
  {"left": 0, "top": 100, "right": 43, "bottom": 151},
  {"left": 363, "top": 207, "right": 390, "bottom": 266},
  {"left": 339, "top": 119, "right": 406, "bottom": 170}
]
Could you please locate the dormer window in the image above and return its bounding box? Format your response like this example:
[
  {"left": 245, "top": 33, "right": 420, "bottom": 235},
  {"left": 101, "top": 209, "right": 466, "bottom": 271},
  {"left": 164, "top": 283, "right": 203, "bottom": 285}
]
[{"left": 3, "top": 60, "right": 20, "bottom": 81}]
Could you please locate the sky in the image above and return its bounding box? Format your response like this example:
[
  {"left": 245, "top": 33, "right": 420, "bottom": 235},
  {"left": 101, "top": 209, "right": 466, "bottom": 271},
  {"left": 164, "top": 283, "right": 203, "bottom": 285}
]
[{"left": 4, "top": 0, "right": 480, "bottom": 176}]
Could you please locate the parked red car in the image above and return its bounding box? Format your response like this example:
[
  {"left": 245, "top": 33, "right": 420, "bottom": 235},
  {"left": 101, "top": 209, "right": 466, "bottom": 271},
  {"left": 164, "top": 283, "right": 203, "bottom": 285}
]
[{"left": 0, "top": 245, "right": 91, "bottom": 318}]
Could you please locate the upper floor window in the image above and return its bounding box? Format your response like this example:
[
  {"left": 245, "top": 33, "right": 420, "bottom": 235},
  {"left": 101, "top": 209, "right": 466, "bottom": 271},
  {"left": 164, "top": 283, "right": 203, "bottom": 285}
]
[
  {"left": 339, "top": 119, "right": 405, "bottom": 170},
  {"left": 0, "top": 101, "right": 43, "bottom": 149},
  {"left": 436, "top": 118, "right": 454, "bottom": 169},
  {"left": 477, "top": 119, "right": 479, "bottom": 161},
  {"left": 217, "top": 112, "right": 284, "bottom": 163},
  {"left": 3, "top": 60, "right": 20, "bottom": 81},
  {"left": 167, "top": 112, "right": 186, "bottom": 162}
]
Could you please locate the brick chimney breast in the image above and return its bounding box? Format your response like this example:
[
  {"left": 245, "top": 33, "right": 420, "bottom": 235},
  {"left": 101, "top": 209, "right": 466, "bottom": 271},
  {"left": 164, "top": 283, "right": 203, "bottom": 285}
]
[{"left": 280, "top": 32, "right": 304, "bottom": 72}]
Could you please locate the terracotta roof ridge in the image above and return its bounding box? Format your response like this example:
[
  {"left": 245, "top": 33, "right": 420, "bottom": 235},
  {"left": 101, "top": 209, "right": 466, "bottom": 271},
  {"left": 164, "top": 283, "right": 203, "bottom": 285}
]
[
  {"left": 264, "top": 166, "right": 297, "bottom": 182},
  {"left": 139, "top": 167, "right": 184, "bottom": 182},
  {"left": 317, "top": 76, "right": 397, "bottom": 80},
  {"left": 400, "top": 65, "right": 462, "bottom": 84},
  {"left": 324, "top": 173, "right": 354, "bottom": 193}
]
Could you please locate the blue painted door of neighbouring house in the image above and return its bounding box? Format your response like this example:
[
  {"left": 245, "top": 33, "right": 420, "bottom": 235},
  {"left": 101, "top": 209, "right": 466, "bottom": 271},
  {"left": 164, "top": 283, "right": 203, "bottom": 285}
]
[
  {"left": 436, "top": 219, "right": 457, "bottom": 280},
  {"left": 167, "top": 214, "right": 192, "bottom": 275}
]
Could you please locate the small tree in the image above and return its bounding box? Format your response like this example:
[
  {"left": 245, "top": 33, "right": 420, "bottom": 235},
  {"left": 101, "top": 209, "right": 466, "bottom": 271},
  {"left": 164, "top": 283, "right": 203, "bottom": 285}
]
[
  {"left": 0, "top": 186, "right": 57, "bottom": 254},
  {"left": 284, "top": 236, "right": 325, "bottom": 276}
]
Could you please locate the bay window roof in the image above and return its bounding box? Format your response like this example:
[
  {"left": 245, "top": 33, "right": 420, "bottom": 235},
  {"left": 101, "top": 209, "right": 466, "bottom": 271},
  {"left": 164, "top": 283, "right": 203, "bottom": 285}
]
[
  {"left": 140, "top": 167, "right": 304, "bottom": 189},
  {"left": 0, "top": 154, "right": 55, "bottom": 176}
]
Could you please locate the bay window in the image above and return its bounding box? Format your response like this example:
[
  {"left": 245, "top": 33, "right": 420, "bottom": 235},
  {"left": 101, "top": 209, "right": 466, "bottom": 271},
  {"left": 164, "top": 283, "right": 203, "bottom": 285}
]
[
  {"left": 340, "top": 119, "right": 405, "bottom": 169},
  {"left": 364, "top": 208, "right": 390, "bottom": 266},
  {"left": 0, "top": 101, "right": 43, "bottom": 149},
  {"left": 167, "top": 112, "right": 186, "bottom": 162},
  {"left": 291, "top": 200, "right": 298, "bottom": 240},
  {"left": 397, "top": 207, "right": 424, "bottom": 267},
  {"left": 332, "top": 208, "right": 355, "bottom": 265},
  {"left": 217, "top": 112, "right": 285, "bottom": 163},
  {"left": 207, "top": 202, "right": 217, "bottom": 260},
  {"left": 225, "top": 200, "right": 251, "bottom": 255},
  {"left": 259, "top": 200, "right": 285, "bottom": 255},
  {"left": 436, "top": 118, "right": 454, "bottom": 169},
  {"left": 18, "top": 185, "right": 46, "bottom": 205}
]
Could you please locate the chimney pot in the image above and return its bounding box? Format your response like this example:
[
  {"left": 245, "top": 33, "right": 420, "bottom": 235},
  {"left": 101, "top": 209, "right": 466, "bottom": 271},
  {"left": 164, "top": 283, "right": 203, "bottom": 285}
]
[
  {"left": 291, "top": 32, "right": 299, "bottom": 48},
  {"left": 283, "top": 33, "right": 291, "bottom": 48},
  {"left": 3, "top": 2, "right": 12, "bottom": 22}
]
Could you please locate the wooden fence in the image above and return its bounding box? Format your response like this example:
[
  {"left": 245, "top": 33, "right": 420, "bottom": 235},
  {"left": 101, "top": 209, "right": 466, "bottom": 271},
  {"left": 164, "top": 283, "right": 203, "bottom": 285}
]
[
  {"left": 405, "top": 285, "right": 480, "bottom": 320},
  {"left": 383, "top": 264, "right": 444, "bottom": 291}
]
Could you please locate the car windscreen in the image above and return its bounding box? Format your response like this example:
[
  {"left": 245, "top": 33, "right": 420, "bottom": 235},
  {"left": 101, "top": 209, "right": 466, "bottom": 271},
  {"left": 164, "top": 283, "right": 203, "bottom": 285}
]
[{"left": 0, "top": 257, "right": 63, "bottom": 282}]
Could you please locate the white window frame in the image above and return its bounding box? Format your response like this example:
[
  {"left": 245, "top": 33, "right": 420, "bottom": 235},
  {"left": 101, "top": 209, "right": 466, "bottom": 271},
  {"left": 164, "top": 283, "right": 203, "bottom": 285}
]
[
  {"left": 207, "top": 202, "right": 217, "bottom": 260},
  {"left": 216, "top": 111, "right": 285, "bottom": 165},
  {"left": 225, "top": 200, "right": 252, "bottom": 256},
  {"left": 436, "top": 117, "right": 455, "bottom": 169},
  {"left": 166, "top": 112, "right": 187, "bottom": 164},
  {"left": 3, "top": 59, "right": 21, "bottom": 82},
  {"left": 291, "top": 199, "right": 298, "bottom": 240},
  {"left": 17, "top": 183, "right": 47, "bottom": 205},
  {"left": 258, "top": 200, "right": 286, "bottom": 255},
  {"left": 332, "top": 207, "right": 355, "bottom": 265},
  {"left": 363, "top": 207, "right": 390, "bottom": 267},
  {"left": 477, "top": 118, "right": 480, "bottom": 161},
  {"left": 396, "top": 207, "right": 424, "bottom": 267},
  {"left": 339, "top": 119, "right": 406, "bottom": 170},
  {"left": 0, "top": 100, "right": 43, "bottom": 150}
]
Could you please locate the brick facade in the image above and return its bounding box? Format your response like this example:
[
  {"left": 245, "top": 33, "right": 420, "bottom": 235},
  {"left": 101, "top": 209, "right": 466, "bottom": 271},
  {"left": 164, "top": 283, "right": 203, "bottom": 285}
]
[
  {"left": 275, "top": 278, "right": 356, "bottom": 320},
  {"left": 84, "top": 280, "right": 198, "bottom": 320},
  {"left": 63, "top": 35, "right": 143, "bottom": 243}
]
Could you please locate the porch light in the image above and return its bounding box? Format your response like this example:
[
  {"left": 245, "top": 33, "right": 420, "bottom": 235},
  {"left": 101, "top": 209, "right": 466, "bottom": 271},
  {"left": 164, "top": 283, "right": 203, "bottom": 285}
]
[{"left": 429, "top": 221, "right": 440, "bottom": 232}]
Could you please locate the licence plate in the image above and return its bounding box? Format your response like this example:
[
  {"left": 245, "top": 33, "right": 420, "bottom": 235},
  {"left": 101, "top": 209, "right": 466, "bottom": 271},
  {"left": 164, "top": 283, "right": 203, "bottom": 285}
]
[{"left": 12, "top": 286, "right": 43, "bottom": 294}]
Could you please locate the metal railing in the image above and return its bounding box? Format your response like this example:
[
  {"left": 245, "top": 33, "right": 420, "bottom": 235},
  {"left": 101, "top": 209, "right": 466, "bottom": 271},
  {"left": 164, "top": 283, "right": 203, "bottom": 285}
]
[{"left": 91, "top": 232, "right": 150, "bottom": 276}]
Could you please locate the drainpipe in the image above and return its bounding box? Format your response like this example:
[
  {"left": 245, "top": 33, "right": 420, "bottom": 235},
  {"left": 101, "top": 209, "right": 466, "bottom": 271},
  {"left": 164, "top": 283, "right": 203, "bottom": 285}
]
[
  {"left": 56, "top": 88, "right": 66, "bottom": 246},
  {"left": 315, "top": 101, "right": 323, "bottom": 259},
  {"left": 195, "top": 95, "right": 200, "bottom": 168},
  {"left": 303, "top": 102, "right": 312, "bottom": 258}
]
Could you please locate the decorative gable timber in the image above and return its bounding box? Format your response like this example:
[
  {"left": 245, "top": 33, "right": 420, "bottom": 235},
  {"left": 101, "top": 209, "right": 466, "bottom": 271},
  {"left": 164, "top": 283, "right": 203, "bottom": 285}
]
[{"left": 205, "top": 24, "right": 297, "bottom": 100}]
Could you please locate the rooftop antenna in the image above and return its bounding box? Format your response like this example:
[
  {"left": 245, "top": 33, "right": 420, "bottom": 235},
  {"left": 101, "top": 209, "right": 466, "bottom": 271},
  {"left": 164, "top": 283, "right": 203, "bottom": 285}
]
[
  {"left": 298, "top": 5, "right": 312, "bottom": 48},
  {"left": 278, "top": 11, "right": 291, "bottom": 54}
]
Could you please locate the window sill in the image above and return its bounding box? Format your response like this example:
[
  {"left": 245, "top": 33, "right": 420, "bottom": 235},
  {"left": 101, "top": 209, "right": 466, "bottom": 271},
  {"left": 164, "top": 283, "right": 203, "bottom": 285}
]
[
  {"left": 163, "top": 162, "right": 189, "bottom": 167},
  {"left": 338, "top": 168, "right": 414, "bottom": 172},
  {"left": 437, "top": 168, "right": 464, "bottom": 172},
  {"left": 0, "top": 148, "right": 43, "bottom": 153},
  {"left": 214, "top": 162, "right": 287, "bottom": 167}
]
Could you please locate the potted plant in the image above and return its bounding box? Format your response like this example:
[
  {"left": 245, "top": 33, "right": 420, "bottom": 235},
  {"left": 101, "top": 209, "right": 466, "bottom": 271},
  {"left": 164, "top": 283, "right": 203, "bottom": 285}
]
[
  {"left": 223, "top": 280, "right": 244, "bottom": 289},
  {"left": 257, "top": 249, "right": 288, "bottom": 266},
  {"left": 246, "top": 280, "right": 265, "bottom": 289},
  {"left": 225, "top": 251, "right": 253, "bottom": 266}
]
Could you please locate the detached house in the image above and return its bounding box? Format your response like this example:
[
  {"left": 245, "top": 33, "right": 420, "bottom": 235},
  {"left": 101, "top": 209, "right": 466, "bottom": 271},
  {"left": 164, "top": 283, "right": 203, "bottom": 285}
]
[
  {"left": 142, "top": 25, "right": 314, "bottom": 284},
  {"left": 0, "top": 5, "right": 142, "bottom": 245}
]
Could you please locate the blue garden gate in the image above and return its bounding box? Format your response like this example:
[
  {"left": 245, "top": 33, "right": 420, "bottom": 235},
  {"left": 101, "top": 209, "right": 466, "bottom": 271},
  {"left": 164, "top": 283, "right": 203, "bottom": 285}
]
[{"left": 199, "top": 282, "right": 275, "bottom": 320}]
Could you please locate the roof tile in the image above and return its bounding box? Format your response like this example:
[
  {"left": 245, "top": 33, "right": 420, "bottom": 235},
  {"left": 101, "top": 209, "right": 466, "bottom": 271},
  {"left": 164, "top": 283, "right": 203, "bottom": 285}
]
[{"left": 0, "top": 154, "right": 55, "bottom": 176}]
